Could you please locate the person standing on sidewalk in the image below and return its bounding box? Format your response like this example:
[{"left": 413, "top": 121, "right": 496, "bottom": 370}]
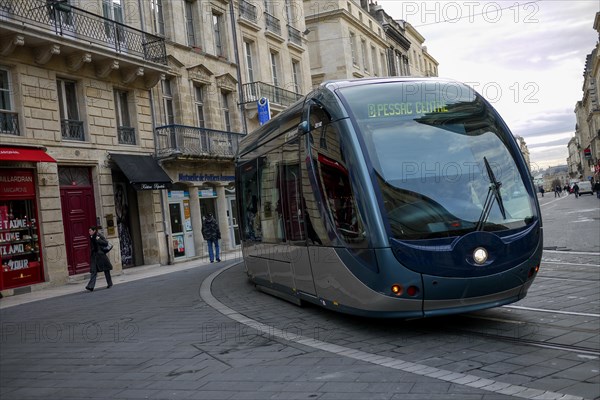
[
  {"left": 85, "top": 226, "right": 113, "bottom": 291},
  {"left": 202, "top": 213, "right": 221, "bottom": 263}
]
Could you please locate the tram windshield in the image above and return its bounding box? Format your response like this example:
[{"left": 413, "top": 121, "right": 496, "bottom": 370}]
[{"left": 339, "top": 81, "right": 535, "bottom": 240}]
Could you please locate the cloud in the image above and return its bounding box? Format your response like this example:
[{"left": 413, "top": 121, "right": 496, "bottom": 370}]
[{"left": 378, "top": 0, "right": 597, "bottom": 167}]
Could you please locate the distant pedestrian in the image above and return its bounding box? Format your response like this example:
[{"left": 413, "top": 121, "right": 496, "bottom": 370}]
[
  {"left": 594, "top": 181, "right": 600, "bottom": 199},
  {"left": 202, "top": 213, "right": 221, "bottom": 263},
  {"left": 554, "top": 185, "right": 560, "bottom": 197},
  {"left": 539, "top": 187, "right": 545, "bottom": 197},
  {"left": 573, "top": 182, "right": 580, "bottom": 198},
  {"left": 85, "top": 226, "right": 113, "bottom": 291}
]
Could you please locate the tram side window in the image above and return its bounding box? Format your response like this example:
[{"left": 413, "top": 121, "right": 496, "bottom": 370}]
[
  {"left": 239, "top": 160, "right": 261, "bottom": 241},
  {"left": 259, "top": 148, "right": 285, "bottom": 243},
  {"left": 309, "top": 104, "right": 365, "bottom": 245}
]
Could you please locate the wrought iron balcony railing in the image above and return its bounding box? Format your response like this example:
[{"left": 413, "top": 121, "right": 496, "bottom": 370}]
[
  {"left": 239, "top": 0, "right": 257, "bottom": 23},
  {"left": 241, "top": 82, "right": 302, "bottom": 108},
  {"left": 155, "top": 125, "right": 243, "bottom": 158},
  {"left": 0, "top": 0, "right": 167, "bottom": 65},
  {"left": 264, "top": 12, "right": 281, "bottom": 36},
  {"left": 118, "top": 126, "right": 136, "bottom": 145},
  {"left": 0, "top": 112, "right": 20, "bottom": 136},
  {"left": 287, "top": 25, "right": 302, "bottom": 46},
  {"left": 61, "top": 119, "right": 84, "bottom": 141}
]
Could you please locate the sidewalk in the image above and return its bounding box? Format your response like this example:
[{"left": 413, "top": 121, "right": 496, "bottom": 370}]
[{"left": 0, "top": 249, "right": 242, "bottom": 310}]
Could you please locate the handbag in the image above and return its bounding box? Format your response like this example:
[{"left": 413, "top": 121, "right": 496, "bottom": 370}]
[{"left": 101, "top": 241, "right": 114, "bottom": 254}]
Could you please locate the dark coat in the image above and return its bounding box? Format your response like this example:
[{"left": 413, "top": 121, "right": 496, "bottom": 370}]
[
  {"left": 201, "top": 216, "right": 221, "bottom": 241},
  {"left": 90, "top": 233, "right": 113, "bottom": 273}
]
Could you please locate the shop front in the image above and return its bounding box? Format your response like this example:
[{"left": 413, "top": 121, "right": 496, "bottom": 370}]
[
  {"left": 0, "top": 146, "right": 57, "bottom": 291},
  {"left": 109, "top": 153, "right": 173, "bottom": 267},
  {"left": 162, "top": 168, "right": 239, "bottom": 262}
]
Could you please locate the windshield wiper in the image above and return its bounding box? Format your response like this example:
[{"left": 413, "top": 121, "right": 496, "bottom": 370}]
[{"left": 475, "top": 156, "right": 507, "bottom": 231}]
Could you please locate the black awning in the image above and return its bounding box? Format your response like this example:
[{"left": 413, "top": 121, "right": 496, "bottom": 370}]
[{"left": 110, "top": 153, "right": 172, "bottom": 191}]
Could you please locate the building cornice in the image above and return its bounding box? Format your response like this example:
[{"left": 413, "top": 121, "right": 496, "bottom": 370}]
[{"left": 305, "top": 8, "right": 388, "bottom": 48}]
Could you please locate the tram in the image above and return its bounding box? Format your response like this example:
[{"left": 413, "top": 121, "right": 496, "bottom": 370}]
[{"left": 235, "top": 78, "right": 542, "bottom": 318}]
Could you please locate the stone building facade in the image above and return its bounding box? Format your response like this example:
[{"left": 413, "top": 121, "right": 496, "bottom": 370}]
[
  {"left": 0, "top": 0, "right": 171, "bottom": 294},
  {"left": 303, "top": 0, "right": 437, "bottom": 85},
  {"left": 573, "top": 12, "right": 600, "bottom": 183}
]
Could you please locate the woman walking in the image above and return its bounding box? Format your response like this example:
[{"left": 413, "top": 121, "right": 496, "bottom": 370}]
[{"left": 85, "top": 226, "right": 113, "bottom": 291}]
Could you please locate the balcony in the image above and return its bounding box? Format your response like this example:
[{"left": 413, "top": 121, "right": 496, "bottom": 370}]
[
  {"left": 61, "top": 119, "right": 84, "bottom": 141},
  {"left": 118, "top": 126, "right": 136, "bottom": 145},
  {"left": 241, "top": 82, "right": 302, "bottom": 109},
  {"left": 0, "top": 112, "right": 20, "bottom": 136},
  {"left": 239, "top": 0, "right": 258, "bottom": 23},
  {"left": 264, "top": 12, "right": 281, "bottom": 36},
  {"left": 155, "top": 125, "right": 243, "bottom": 159},
  {"left": 0, "top": 0, "right": 167, "bottom": 85},
  {"left": 287, "top": 25, "right": 302, "bottom": 47}
]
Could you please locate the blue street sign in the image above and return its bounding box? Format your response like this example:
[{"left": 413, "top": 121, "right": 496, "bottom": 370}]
[{"left": 257, "top": 97, "right": 271, "bottom": 125}]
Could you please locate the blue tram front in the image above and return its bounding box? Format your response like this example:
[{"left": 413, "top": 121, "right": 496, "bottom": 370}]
[{"left": 236, "top": 78, "right": 542, "bottom": 318}]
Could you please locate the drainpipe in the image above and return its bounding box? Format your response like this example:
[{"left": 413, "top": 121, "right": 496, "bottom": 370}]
[
  {"left": 229, "top": 0, "right": 248, "bottom": 136},
  {"left": 149, "top": 88, "right": 173, "bottom": 265}
]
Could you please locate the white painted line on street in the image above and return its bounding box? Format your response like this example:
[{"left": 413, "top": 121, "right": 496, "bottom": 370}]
[
  {"left": 503, "top": 305, "right": 600, "bottom": 318},
  {"left": 539, "top": 194, "right": 571, "bottom": 207},
  {"left": 542, "top": 261, "right": 600, "bottom": 267},
  {"left": 201, "top": 264, "right": 588, "bottom": 400},
  {"left": 543, "top": 250, "right": 600, "bottom": 256}
]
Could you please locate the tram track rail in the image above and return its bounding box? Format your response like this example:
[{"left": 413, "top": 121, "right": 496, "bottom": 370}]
[{"left": 446, "top": 325, "right": 600, "bottom": 356}]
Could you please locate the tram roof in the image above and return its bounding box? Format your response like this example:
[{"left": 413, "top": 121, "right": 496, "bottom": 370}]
[{"left": 318, "top": 76, "right": 460, "bottom": 91}]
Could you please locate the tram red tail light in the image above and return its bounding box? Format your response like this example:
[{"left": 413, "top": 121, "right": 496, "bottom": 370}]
[
  {"left": 407, "top": 286, "right": 419, "bottom": 297},
  {"left": 391, "top": 284, "right": 403, "bottom": 295}
]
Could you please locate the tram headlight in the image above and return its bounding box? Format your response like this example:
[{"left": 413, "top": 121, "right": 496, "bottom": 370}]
[
  {"left": 391, "top": 284, "right": 403, "bottom": 295},
  {"left": 473, "top": 247, "right": 488, "bottom": 265}
]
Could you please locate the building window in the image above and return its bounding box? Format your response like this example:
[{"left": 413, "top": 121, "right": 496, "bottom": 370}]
[
  {"left": 0, "top": 68, "right": 18, "bottom": 135},
  {"left": 371, "top": 46, "right": 378, "bottom": 76},
  {"left": 57, "top": 78, "right": 83, "bottom": 141},
  {"left": 185, "top": 0, "right": 198, "bottom": 47},
  {"left": 244, "top": 40, "right": 255, "bottom": 83},
  {"left": 114, "top": 90, "right": 135, "bottom": 145},
  {"left": 48, "top": 0, "right": 74, "bottom": 28},
  {"left": 349, "top": 32, "right": 357, "bottom": 66},
  {"left": 264, "top": 0, "right": 275, "bottom": 15},
  {"left": 380, "top": 52, "right": 386, "bottom": 76},
  {"left": 213, "top": 12, "right": 225, "bottom": 58},
  {"left": 291, "top": 59, "right": 301, "bottom": 94},
  {"left": 221, "top": 91, "right": 231, "bottom": 131},
  {"left": 0, "top": 169, "right": 45, "bottom": 290},
  {"left": 361, "top": 39, "right": 368, "bottom": 72},
  {"left": 270, "top": 51, "right": 280, "bottom": 87},
  {"left": 102, "top": 0, "right": 124, "bottom": 42},
  {"left": 194, "top": 85, "right": 205, "bottom": 128},
  {"left": 150, "top": 0, "right": 165, "bottom": 36},
  {"left": 162, "top": 78, "right": 174, "bottom": 125},
  {"left": 284, "top": 0, "right": 294, "bottom": 24}
]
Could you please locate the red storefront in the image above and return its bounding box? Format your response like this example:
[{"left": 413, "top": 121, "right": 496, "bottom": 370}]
[{"left": 1, "top": 147, "right": 56, "bottom": 290}]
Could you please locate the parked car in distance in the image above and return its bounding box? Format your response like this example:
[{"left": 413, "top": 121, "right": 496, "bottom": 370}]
[{"left": 576, "top": 180, "right": 594, "bottom": 195}]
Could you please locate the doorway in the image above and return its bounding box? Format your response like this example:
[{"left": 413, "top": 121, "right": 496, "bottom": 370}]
[
  {"left": 59, "top": 167, "right": 96, "bottom": 275},
  {"left": 168, "top": 190, "right": 195, "bottom": 260}
]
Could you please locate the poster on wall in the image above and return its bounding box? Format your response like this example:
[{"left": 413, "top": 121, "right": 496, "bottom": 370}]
[{"left": 173, "top": 234, "right": 185, "bottom": 257}]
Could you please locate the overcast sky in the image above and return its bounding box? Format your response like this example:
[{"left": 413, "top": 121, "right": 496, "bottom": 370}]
[{"left": 379, "top": 0, "right": 598, "bottom": 170}]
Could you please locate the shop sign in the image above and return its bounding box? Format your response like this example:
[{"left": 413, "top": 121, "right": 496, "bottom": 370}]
[
  {"left": 0, "top": 170, "right": 35, "bottom": 198},
  {"left": 178, "top": 173, "right": 235, "bottom": 182},
  {"left": 199, "top": 189, "right": 217, "bottom": 198}
]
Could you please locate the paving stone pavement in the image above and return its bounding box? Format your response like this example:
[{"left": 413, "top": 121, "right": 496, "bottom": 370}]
[{"left": 0, "top": 257, "right": 598, "bottom": 400}]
